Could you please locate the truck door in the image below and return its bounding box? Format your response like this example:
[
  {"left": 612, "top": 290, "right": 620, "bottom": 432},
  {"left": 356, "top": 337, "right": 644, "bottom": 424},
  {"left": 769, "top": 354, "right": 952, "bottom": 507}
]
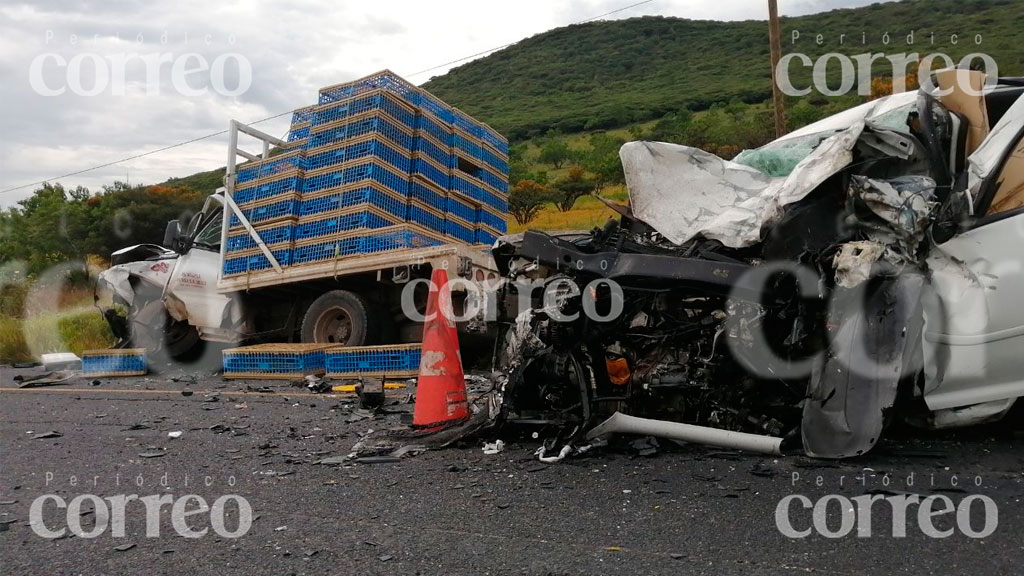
[
  {"left": 923, "top": 110, "right": 1024, "bottom": 412},
  {"left": 165, "top": 204, "right": 236, "bottom": 333}
]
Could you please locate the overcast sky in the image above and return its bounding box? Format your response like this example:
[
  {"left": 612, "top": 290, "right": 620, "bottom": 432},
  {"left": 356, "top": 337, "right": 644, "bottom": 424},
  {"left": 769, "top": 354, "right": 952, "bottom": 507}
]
[{"left": 0, "top": 0, "right": 894, "bottom": 207}]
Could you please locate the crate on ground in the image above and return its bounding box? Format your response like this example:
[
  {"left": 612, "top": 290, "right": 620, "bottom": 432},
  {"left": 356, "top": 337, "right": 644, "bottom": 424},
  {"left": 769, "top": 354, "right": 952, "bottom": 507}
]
[
  {"left": 226, "top": 222, "right": 295, "bottom": 253},
  {"left": 309, "top": 113, "right": 414, "bottom": 152},
  {"left": 478, "top": 204, "right": 508, "bottom": 233},
  {"left": 222, "top": 243, "right": 293, "bottom": 276},
  {"left": 407, "top": 200, "right": 446, "bottom": 235},
  {"left": 222, "top": 343, "right": 332, "bottom": 379},
  {"left": 82, "top": 349, "right": 148, "bottom": 377},
  {"left": 445, "top": 214, "right": 476, "bottom": 244},
  {"left": 325, "top": 344, "right": 422, "bottom": 379},
  {"left": 305, "top": 135, "right": 411, "bottom": 174},
  {"left": 294, "top": 206, "right": 401, "bottom": 242},
  {"left": 303, "top": 158, "right": 409, "bottom": 197},
  {"left": 300, "top": 183, "right": 409, "bottom": 221}
]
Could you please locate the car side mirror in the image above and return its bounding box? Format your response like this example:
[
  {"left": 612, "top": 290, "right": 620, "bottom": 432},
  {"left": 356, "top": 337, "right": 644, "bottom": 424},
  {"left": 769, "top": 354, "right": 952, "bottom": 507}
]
[{"left": 163, "top": 220, "right": 182, "bottom": 249}]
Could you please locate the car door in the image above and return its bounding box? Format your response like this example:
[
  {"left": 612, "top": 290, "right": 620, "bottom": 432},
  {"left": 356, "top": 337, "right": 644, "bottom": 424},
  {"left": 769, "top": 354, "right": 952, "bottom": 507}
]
[
  {"left": 164, "top": 201, "right": 237, "bottom": 334},
  {"left": 923, "top": 96, "right": 1024, "bottom": 412}
]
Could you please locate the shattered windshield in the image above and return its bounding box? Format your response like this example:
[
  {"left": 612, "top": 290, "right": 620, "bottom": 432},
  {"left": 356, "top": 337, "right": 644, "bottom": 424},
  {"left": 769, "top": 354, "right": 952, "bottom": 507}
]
[
  {"left": 734, "top": 102, "right": 917, "bottom": 178},
  {"left": 732, "top": 131, "right": 838, "bottom": 177}
]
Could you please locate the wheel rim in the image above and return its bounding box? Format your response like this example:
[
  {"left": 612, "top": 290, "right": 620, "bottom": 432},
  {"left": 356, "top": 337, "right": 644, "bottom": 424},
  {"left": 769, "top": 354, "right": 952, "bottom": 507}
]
[{"left": 314, "top": 307, "right": 353, "bottom": 344}]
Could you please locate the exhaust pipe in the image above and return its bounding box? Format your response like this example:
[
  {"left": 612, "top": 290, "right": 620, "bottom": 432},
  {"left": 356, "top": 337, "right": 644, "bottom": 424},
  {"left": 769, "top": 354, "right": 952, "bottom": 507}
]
[{"left": 585, "top": 412, "right": 783, "bottom": 456}]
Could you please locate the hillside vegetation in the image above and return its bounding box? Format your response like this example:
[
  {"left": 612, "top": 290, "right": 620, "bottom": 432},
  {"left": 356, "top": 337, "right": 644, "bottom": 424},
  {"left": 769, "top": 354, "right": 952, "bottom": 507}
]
[{"left": 424, "top": 0, "right": 1023, "bottom": 139}]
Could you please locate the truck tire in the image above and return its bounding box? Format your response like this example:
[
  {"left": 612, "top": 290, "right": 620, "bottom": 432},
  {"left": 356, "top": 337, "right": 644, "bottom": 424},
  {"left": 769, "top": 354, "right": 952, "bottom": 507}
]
[{"left": 301, "top": 290, "right": 375, "bottom": 346}]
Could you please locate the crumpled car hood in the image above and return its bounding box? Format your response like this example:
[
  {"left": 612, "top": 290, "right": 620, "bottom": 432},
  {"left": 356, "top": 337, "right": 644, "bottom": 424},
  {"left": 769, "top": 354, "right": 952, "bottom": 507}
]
[{"left": 621, "top": 122, "right": 865, "bottom": 248}]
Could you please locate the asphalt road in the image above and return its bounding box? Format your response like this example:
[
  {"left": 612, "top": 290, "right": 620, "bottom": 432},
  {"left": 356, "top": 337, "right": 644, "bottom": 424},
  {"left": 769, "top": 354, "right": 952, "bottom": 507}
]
[{"left": 1, "top": 365, "right": 1022, "bottom": 575}]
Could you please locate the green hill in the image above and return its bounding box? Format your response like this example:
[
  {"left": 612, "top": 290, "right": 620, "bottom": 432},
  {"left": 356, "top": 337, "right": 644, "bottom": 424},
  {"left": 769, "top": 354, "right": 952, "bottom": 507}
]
[{"left": 423, "top": 0, "right": 1023, "bottom": 139}]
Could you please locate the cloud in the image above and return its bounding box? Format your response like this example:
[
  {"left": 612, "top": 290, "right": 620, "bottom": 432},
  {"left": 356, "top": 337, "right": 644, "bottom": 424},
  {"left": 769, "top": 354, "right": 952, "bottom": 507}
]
[{"left": 0, "top": 0, "right": 896, "bottom": 206}]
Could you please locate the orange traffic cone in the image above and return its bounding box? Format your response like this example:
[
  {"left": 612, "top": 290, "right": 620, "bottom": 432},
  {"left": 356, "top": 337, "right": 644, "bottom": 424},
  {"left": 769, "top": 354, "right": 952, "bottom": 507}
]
[{"left": 412, "top": 268, "right": 469, "bottom": 429}]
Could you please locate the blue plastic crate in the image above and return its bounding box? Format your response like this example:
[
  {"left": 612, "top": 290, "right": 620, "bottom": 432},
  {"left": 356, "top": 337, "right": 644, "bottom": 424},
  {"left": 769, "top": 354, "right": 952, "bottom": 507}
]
[
  {"left": 236, "top": 152, "right": 305, "bottom": 184},
  {"left": 478, "top": 207, "right": 507, "bottom": 233},
  {"left": 292, "top": 238, "right": 345, "bottom": 265},
  {"left": 318, "top": 71, "right": 418, "bottom": 105},
  {"left": 226, "top": 224, "right": 294, "bottom": 253},
  {"left": 410, "top": 178, "right": 446, "bottom": 211},
  {"left": 299, "top": 186, "right": 408, "bottom": 220},
  {"left": 452, "top": 174, "right": 507, "bottom": 212},
  {"left": 294, "top": 209, "right": 399, "bottom": 241},
  {"left": 477, "top": 168, "right": 509, "bottom": 194},
  {"left": 415, "top": 113, "right": 453, "bottom": 146},
  {"left": 445, "top": 218, "right": 475, "bottom": 244},
  {"left": 452, "top": 108, "right": 481, "bottom": 137},
  {"left": 222, "top": 344, "right": 328, "bottom": 378},
  {"left": 303, "top": 160, "right": 409, "bottom": 197},
  {"left": 479, "top": 126, "right": 508, "bottom": 156},
  {"left": 446, "top": 194, "right": 478, "bottom": 224},
  {"left": 305, "top": 137, "right": 411, "bottom": 173},
  {"left": 235, "top": 175, "right": 303, "bottom": 205},
  {"left": 309, "top": 114, "right": 413, "bottom": 152},
  {"left": 453, "top": 132, "right": 482, "bottom": 161},
  {"left": 229, "top": 198, "right": 298, "bottom": 227},
  {"left": 287, "top": 125, "right": 310, "bottom": 143},
  {"left": 412, "top": 157, "right": 449, "bottom": 191},
  {"left": 325, "top": 344, "right": 421, "bottom": 376},
  {"left": 291, "top": 106, "right": 317, "bottom": 125},
  {"left": 417, "top": 91, "right": 453, "bottom": 124},
  {"left": 414, "top": 135, "right": 454, "bottom": 169},
  {"left": 82, "top": 352, "right": 147, "bottom": 375},
  {"left": 479, "top": 146, "right": 510, "bottom": 175},
  {"left": 407, "top": 202, "right": 446, "bottom": 235},
  {"left": 312, "top": 91, "right": 415, "bottom": 129},
  {"left": 360, "top": 226, "right": 444, "bottom": 254},
  {"left": 223, "top": 248, "right": 292, "bottom": 276},
  {"left": 476, "top": 226, "right": 500, "bottom": 246}
]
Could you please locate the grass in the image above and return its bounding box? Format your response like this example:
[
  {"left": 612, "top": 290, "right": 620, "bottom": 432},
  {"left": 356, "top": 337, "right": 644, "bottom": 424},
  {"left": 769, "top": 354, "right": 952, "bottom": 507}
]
[{"left": 0, "top": 308, "right": 115, "bottom": 364}]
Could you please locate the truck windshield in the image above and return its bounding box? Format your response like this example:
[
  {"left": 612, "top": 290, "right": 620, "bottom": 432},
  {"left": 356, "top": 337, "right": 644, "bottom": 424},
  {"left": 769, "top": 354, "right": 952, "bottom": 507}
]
[{"left": 192, "top": 208, "right": 223, "bottom": 250}]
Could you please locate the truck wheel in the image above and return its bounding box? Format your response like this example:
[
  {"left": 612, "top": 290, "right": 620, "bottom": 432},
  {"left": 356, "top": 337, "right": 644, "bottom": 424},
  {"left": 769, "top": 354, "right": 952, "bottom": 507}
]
[{"left": 301, "top": 290, "right": 375, "bottom": 346}]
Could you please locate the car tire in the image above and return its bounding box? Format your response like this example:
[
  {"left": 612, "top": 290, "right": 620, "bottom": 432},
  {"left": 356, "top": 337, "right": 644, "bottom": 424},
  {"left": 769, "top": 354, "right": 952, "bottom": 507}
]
[{"left": 301, "top": 290, "right": 375, "bottom": 346}]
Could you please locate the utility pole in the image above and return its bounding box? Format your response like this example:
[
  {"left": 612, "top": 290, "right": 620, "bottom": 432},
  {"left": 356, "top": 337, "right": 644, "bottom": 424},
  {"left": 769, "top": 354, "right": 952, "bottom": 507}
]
[{"left": 768, "top": 0, "right": 788, "bottom": 138}]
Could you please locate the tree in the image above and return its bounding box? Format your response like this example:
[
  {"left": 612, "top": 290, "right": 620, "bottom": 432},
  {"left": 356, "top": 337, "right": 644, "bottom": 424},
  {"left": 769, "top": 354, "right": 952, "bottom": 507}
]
[
  {"left": 508, "top": 179, "right": 551, "bottom": 225},
  {"left": 539, "top": 139, "right": 572, "bottom": 168},
  {"left": 552, "top": 166, "right": 595, "bottom": 212},
  {"left": 581, "top": 133, "right": 626, "bottom": 191}
]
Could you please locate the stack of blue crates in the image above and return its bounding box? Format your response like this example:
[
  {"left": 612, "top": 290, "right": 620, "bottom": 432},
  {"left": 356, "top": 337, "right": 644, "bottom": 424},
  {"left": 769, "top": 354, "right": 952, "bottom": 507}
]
[{"left": 223, "top": 70, "right": 509, "bottom": 277}]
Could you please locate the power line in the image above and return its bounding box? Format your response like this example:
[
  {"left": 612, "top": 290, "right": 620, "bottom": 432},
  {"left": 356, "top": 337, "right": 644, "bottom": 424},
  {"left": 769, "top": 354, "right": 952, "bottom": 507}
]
[{"left": 0, "top": 0, "right": 657, "bottom": 196}]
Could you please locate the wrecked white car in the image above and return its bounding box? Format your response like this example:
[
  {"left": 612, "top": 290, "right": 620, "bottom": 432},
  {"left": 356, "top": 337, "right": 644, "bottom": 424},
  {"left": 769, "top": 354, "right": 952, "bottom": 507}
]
[{"left": 488, "top": 70, "right": 1024, "bottom": 459}]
